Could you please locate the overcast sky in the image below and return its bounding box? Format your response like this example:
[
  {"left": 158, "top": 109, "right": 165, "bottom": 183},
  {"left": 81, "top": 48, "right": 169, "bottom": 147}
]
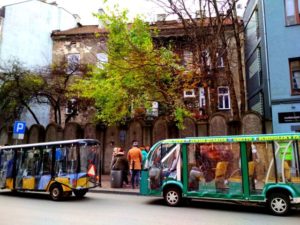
[{"left": 0, "top": 0, "right": 247, "bottom": 25}]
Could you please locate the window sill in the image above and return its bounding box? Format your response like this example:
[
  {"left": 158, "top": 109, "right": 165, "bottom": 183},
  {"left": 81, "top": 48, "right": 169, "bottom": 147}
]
[
  {"left": 285, "top": 23, "right": 300, "bottom": 27},
  {"left": 218, "top": 108, "right": 231, "bottom": 111}
]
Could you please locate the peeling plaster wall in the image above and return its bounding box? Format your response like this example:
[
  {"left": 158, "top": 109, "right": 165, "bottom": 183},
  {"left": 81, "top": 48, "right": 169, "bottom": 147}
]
[{"left": 52, "top": 36, "right": 106, "bottom": 126}]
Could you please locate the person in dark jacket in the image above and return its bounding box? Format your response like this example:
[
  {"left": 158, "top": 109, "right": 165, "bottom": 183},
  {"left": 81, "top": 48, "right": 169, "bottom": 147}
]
[{"left": 111, "top": 148, "right": 129, "bottom": 187}]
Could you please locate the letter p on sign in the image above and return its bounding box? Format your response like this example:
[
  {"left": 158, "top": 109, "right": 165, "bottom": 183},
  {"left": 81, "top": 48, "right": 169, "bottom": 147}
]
[{"left": 13, "top": 121, "right": 26, "bottom": 140}]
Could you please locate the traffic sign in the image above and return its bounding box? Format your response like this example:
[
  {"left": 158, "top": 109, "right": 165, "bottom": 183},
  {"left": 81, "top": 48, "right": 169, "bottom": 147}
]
[
  {"left": 13, "top": 121, "right": 26, "bottom": 140},
  {"left": 87, "top": 164, "right": 96, "bottom": 177}
]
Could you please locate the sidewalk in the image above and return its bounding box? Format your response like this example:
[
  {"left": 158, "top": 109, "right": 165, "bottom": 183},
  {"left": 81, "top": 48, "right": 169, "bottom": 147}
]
[{"left": 90, "top": 174, "right": 140, "bottom": 195}]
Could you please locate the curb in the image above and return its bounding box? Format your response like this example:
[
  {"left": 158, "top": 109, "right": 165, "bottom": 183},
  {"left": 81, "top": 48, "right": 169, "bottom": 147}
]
[{"left": 89, "top": 189, "right": 140, "bottom": 196}]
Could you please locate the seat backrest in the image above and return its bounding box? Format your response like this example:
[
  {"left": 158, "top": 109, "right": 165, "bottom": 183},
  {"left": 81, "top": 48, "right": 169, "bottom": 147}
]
[
  {"left": 284, "top": 161, "right": 291, "bottom": 180},
  {"left": 215, "top": 161, "right": 228, "bottom": 178},
  {"left": 248, "top": 161, "right": 255, "bottom": 177}
]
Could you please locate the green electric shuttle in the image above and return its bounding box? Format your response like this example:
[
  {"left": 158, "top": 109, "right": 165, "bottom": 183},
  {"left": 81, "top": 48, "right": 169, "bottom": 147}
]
[{"left": 140, "top": 133, "right": 300, "bottom": 216}]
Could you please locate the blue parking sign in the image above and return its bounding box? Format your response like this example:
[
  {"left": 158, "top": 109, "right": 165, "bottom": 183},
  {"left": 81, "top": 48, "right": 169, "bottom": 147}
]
[{"left": 13, "top": 121, "right": 26, "bottom": 140}]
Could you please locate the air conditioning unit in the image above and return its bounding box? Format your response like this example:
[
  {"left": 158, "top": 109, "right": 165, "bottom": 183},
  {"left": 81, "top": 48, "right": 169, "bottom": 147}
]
[
  {"left": 183, "top": 89, "right": 196, "bottom": 98},
  {"left": 152, "top": 101, "right": 159, "bottom": 109}
]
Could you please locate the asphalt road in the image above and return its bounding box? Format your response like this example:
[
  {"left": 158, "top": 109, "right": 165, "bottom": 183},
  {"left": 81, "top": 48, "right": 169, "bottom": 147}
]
[{"left": 0, "top": 190, "right": 300, "bottom": 225}]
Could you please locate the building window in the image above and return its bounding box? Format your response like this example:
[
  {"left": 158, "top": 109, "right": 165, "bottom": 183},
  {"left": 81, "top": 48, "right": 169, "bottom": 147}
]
[
  {"left": 245, "top": 9, "right": 260, "bottom": 55},
  {"left": 96, "top": 53, "right": 108, "bottom": 69},
  {"left": 199, "top": 87, "right": 206, "bottom": 108},
  {"left": 67, "top": 53, "right": 80, "bottom": 74},
  {"left": 290, "top": 58, "right": 300, "bottom": 95},
  {"left": 218, "top": 86, "right": 230, "bottom": 110},
  {"left": 285, "top": 0, "right": 300, "bottom": 25},
  {"left": 216, "top": 52, "right": 224, "bottom": 68},
  {"left": 201, "top": 50, "right": 211, "bottom": 67},
  {"left": 183, "top": 50, "right": 193, "bottom": 65}
]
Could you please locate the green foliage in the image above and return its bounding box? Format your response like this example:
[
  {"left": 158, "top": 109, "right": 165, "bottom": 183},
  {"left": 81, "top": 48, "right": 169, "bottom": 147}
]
[
  {"left": 0, "top": 60, "right": 46, "bottom": 124},
  {"left": 174, "top": 107, "right": 191, "bottom": 130},
  {"left": 71, "top": 8, "right": 188, "bottom": 128}
]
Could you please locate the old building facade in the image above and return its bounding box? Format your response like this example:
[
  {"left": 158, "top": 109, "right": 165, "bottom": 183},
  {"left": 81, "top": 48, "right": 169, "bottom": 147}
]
[{"left": 48, "top": 19, "right": 262, "bottom": 173}]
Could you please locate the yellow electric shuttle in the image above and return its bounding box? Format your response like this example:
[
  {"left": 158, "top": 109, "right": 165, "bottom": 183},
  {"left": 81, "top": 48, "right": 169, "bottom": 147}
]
[{"left": 0, "top": 139, "right": 101, "bottom": 200}]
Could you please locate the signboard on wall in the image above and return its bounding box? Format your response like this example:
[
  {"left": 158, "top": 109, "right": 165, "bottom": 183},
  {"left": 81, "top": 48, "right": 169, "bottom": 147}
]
[{"left": 278, "top": 112, "right": 300, "bottom": 123}]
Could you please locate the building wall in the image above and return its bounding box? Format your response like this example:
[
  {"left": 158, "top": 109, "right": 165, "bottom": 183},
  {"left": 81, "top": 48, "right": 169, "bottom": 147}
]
[
  {"left": 0, "top": 0, "right": 77, "bottom": 128},
  {"left": 0, "top": 0, "right": 76, "bottom": 68},
  {"left": 264, "top": 0, "right": 300, "bottom": 133},
  {"left": 243, "top": 0, "right": 272, "bottom": 130},
  {"left": 52, "top": 35, "right": 105, "bottom": 127}
]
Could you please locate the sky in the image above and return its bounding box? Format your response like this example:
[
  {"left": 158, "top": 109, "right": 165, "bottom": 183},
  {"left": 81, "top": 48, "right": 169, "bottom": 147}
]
[{"left": 0, "top": 0, "right": 248, "bottom": 25}]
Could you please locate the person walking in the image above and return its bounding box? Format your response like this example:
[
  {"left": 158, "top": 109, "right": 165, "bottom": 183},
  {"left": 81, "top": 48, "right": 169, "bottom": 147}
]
[
  {"left": 111, "top": 147, "right": 129, "bottom": 188},
  {"left": 140, "top": 145, "right": 148, "bottom": 167},
  {"left": 127, "top": 140, "right": 142, "bottom": 189}
]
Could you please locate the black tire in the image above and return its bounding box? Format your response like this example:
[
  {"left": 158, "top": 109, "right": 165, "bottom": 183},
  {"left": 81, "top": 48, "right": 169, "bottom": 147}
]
[
  {"left": 73, "top": 189, "right": 88, "bottom": 198},
  {"left": 164, "top": 187, "right": 182, "bottom": 207},
  {"left": 268, "top": 193, "right": 290, "bottom": 216},
  {"left": 50, "top": 184, "right": 63, "bottom": 201}
]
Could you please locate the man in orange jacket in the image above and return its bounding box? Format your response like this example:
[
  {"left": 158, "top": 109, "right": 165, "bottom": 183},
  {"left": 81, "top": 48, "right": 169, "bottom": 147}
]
[{"left": 127, "top": 140, "right": 142, "bottom": 189}]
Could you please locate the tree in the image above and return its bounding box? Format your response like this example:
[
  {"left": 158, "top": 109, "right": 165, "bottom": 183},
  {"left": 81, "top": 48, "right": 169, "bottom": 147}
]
[
  {"left": 70, "top": 8, "right": 189, "bottom": 128},
  {"left": 0, "top": 60, "right": 45, "bottom": 125},
  {"left": 151, "top": 0, "right": 246, "bottom": 119},
  {"left": 39, "top": 58, "right": 89, "bottom": 125}
]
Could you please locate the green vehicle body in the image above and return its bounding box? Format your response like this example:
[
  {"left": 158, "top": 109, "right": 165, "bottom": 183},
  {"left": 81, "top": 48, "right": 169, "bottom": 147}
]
[{"left": 140, "top": 133, "right": 300, "bottom": 215}]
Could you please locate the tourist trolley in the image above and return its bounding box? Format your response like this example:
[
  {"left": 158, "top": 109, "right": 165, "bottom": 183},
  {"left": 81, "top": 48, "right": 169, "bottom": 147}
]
[
  {"left": 0, "top": 139, "right": 101, "bottom": 200},
  {"left": 140, "top": 133, "right": 300, "bottom": 215}
]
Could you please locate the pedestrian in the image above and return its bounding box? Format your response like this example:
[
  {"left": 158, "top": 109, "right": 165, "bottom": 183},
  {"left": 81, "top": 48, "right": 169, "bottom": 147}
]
[
  {"left": 127, "top": 140, "right": 142, "bottom": 189},
  {"left": 111, "top": 147, "right": 129, "bottom": 188},
  {"left": 140, "top": 145, "right": 148, "bottom": 167}
]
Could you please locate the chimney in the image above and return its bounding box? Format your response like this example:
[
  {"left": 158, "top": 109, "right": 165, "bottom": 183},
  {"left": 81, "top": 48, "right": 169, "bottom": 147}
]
[
  {"left": 73, "top": 14, "right": 81, "bottom": 24},
  {"left": 157, "top": 14, "right": 167, "bottom": 22},
  {"left": 49, "top": 1, "right": 58, "bottom": 6},
  {"left": 237, "top": 4, "right": 242, "bottom": 9},
  {"left": 98, "top": 8, "right": 105, "bottom": 29},
  {"left": 98, "top": 8, "right": 105, "bottom": 15},
  {"left": 195, "top": 10, "right": 206, "bottom": 18}
]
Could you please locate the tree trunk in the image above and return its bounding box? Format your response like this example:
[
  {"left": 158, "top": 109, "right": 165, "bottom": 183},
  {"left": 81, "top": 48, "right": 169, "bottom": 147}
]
[{"left": 22, "top": 100, "right": 40, "bottom": 125}]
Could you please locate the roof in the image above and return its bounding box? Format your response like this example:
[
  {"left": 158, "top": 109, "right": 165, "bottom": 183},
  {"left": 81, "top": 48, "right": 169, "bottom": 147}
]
[
  {"left": 2, "top": 0, "right": 56, "bottom": 8},
  {"left": 51, "top": 17, "right": 240, "bottom": 39},
  {"left": 160, "top": 133, "right": 300, "bottom": 144},
  {"left": 1, "top": 0, "right": 75, "bottom": 19},
  {"left": 52, "top": 25, "right": 106, "bottom": 37}
]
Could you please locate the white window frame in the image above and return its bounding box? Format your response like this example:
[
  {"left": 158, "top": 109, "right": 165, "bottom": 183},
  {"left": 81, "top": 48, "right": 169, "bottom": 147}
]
[
  {"left": 183, "top": 89, "right": 196, "bottom": 98},
  {"left": 216, "top": 52, "right": 224, "bottom": 68},
  {"left": 201, "top": 50, "right": 211, "bottom": 67},
  {"left": 218, "top": 86, "right": 230, "bottom": 110},
  {"left": 199, "top": 87, "right": 206, "bottom": 108}
]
